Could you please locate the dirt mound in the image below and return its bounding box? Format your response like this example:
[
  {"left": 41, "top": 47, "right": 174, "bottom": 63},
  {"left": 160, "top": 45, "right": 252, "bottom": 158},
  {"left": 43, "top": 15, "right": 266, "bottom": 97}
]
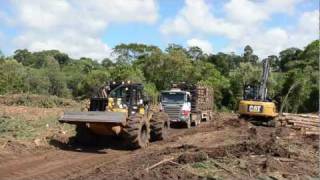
[
  {"left": 177, "top": 151, "right": 208, "bottom": 164},
  {"left": 134, "top": 164, "right": 203, "bottom": 180},
  {"left": 303, "top": 134, "right": 319, "bottom": 144},
  {"left": 223, "top": 118, "right": 250, "bottom": 128},
  {"left": 247, "top": 127, "right": 258, "bottom": 136},
  {"left": 158, "top": 144, "right": 198, "bottom": 156},
  {"left": 204, "top": 138, "right": 291, "bottom": 159},
  {"left": 302, "top": 134, "right": 319, "bottom": 151},
  {"left": 275, "top": 127, "right": 292, "bottom": 137},
  {"left": 0, "top": 140, "right": 31, "bottom": 154},
  {"left": 49, "top": 133, "right": 70, "bottom": 144}
]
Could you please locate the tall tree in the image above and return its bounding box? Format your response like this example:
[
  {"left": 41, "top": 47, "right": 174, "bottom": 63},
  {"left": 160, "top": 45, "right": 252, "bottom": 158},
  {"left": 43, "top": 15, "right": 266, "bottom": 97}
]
[
  {"left": 187, "top": 46, "right": 204, "bottom": 60},
  {"left": 279, "top": 47, "right": 302, "bottom": 72},
  {"left": 113, "top": 43, "right": 160, "bottom": 64},
  {"left": 13, "top": 49, "right": 33, "bottom": 66},
  {"left": 243, "top": 45, "right": 258, "bottom": 64}
]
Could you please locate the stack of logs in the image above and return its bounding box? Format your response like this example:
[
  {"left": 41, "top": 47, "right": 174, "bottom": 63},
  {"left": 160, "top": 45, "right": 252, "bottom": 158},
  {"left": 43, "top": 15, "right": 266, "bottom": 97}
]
[
  {"left": 191, "top": 86, "right": 214, "bottom": 112},
  {"left": 278, "top": 113, "right": 319, "bottom": 135}
]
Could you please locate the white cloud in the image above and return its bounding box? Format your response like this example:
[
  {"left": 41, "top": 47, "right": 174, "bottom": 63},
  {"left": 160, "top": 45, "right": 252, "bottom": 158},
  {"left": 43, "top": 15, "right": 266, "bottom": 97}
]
[
  {"left": 296, "top": 10, "right": 318, "bottom": 35},
  {"left": 226, "top": 10, "right": 318, "bottom": 58},
  {"left": 287, "top": 10, "right": 319, "bottom": 48},
  {"left": 161, "top": 0, "right": 242, "bottom": 39},
  {"left": 264, "top": 0, "right": 302, "bottom": 14},
  {"left": 225, "top": 0, "right": 302, "bottom": 26},
  {"left": 9, "top": 0, "right": 158, "bottom": 60},
  {"left": 231, "top": 28, "right": 289, "bottom": 57},
  {"left": 224, "top": 0, "right": 269, "bottom": 25},
  {"left": 161, "top": 17, "right": 191, "bottom": 36},
  {"left": 187, "top": 38, "right": 213, "bottom": 54},
  {"left": 161, "top": 0, "right": 317, "bottom": 58},
  {"left": 14, "top": 31, "right": 111, "bottom": 60}
]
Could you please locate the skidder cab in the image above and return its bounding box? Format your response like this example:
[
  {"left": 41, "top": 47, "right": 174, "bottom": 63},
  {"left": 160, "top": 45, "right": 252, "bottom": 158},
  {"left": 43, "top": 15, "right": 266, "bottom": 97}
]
[
  {"left": 90, "top": 81, "right": 147, "bottom": 115},
  {"left": 59, "top": 81, "right": 170, "bottom": 149}
]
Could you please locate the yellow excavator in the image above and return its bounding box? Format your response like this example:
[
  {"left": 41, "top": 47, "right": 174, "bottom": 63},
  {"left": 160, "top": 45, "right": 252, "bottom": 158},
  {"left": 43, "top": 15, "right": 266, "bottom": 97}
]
[{"left": 238, "top": 58, "right": 278, "bottom": 126}]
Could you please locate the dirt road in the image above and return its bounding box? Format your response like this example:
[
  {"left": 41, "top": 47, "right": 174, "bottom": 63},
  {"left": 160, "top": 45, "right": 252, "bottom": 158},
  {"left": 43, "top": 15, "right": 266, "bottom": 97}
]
[
  {"left": 0, "top": 114, "right": 318, "bottom": 180},
  {"left": 0, "top": 123, "right": 192, "bottom": 180}
]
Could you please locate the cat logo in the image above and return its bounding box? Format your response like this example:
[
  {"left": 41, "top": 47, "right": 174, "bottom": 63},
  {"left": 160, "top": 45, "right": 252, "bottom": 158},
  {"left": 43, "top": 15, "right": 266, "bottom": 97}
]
[{"left": 248, "top": 105, "right": 263, "bottom": 113}]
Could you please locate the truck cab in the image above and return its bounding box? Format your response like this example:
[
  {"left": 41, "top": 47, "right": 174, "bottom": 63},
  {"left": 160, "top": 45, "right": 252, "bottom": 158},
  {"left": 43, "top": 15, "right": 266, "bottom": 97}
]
[{"left": 160, "top": 88, "right": 192, "bottom": 128}]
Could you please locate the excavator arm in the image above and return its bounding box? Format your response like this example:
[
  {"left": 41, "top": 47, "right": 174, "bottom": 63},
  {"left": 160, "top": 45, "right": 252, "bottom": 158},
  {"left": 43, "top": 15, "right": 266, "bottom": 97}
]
[{"left": 258, "top": 58, "right": 270, "bottom": 101}]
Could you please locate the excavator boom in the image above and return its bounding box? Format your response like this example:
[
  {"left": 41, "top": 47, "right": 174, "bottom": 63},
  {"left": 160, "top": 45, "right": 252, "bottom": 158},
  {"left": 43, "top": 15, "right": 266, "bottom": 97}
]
[{"left": 258, "top": 58, "right": 270, "bottom": 101}]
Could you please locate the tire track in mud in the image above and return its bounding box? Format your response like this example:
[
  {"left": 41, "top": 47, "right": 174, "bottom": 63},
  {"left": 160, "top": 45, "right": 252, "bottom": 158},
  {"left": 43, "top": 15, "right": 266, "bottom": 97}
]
[
  {"left": 0, "top": 130, "right": 189, "bottom": 180},
  {"left": 0, "top": 118, "right": 224, "bottom": 180},
  {"left": 0, "top": 148, "right": 131, "bottom": 180}
]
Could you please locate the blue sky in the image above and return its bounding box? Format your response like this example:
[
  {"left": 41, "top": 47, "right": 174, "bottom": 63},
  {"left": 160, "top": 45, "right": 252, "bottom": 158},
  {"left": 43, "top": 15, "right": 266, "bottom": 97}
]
[{"left": 0, "top": 0, "right": 318, "bottom": 60}]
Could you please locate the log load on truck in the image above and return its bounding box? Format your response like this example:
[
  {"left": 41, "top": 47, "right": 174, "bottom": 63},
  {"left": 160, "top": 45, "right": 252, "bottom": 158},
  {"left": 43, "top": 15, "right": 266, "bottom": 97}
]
[
  {"left": 59, "top": 81, "right": 170, "bottom": 149},
  {"left": 160, "top": 83, "right": 214, "bottom": 128}
]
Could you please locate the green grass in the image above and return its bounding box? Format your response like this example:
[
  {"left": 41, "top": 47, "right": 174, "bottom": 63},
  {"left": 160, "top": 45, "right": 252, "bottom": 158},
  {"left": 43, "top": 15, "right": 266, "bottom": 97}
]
[
  {"left": 0, "top": 93, "right": 78, "bottom": 108},
  {"left": 0, "top": 115, "right": 74, "bottom": 141},
  {"left": 185, "top": 160, "right": 230, "bottom": 180},
  {"left": 0, "top": 94, "right": 80, "bottom": 141},
  {"left": 0, "top": 117, "right": 35, "bottom": 140},
  {"left": 192, "top": 161, "right": 211, "bottom": 169}
]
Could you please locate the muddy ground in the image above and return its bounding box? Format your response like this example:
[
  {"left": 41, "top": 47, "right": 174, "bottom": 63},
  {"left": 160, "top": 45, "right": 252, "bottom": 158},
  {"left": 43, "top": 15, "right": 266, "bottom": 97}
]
[{"left": 0, "top": 113, "right": 318, "bottom": 180}]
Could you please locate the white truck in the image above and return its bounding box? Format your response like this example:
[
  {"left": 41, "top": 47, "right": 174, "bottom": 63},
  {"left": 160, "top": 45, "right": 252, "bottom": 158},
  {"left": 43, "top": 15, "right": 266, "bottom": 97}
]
[{"left": 160, "top": 84, "right": 214, "bottom": 128}]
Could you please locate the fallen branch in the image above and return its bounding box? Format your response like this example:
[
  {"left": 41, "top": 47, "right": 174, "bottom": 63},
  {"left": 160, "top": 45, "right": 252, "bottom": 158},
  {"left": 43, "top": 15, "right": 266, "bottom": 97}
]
[
  {"left": 168, "top": 160, "right": 180, "bottom": 166},
  {"left": 275, "top": 157, "right": 295, "bottom": 162},
  {"left": 211, "top": 160, "right": 235, "bottom": 176},
  {"left": 145, "top": 157, "right": 174, "bottom": 171},
  {"left": 1, "top": 141, "right": 7, "bottom": 149}
]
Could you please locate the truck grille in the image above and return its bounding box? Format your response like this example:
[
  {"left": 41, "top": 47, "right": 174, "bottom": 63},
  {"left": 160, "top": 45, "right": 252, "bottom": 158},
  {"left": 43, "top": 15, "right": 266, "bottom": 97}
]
[{"left": 163, "top": 105, "right": 181, "bottom": 120}]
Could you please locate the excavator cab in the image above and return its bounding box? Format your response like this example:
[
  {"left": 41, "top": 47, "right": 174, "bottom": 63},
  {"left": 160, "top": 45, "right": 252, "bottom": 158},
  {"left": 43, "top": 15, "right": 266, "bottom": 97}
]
[
  {"left": 243, "top": 85, "right": 259, "bottom": 101},
  {"left": 243, "top": 84, "right": 272, "bottom": 102}
]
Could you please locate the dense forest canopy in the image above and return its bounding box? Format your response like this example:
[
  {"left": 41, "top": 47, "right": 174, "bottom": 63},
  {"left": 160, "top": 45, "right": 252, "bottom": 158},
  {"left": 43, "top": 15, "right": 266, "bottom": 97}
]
[{"left": 0, "top": 40, "right": 318, "bottom": 113}]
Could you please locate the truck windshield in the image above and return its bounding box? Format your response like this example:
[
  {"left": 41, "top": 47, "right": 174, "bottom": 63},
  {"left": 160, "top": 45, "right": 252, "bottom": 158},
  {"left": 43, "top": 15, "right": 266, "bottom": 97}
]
[{"left": 161, "top": 92, "right": 185, "bottom": 104}]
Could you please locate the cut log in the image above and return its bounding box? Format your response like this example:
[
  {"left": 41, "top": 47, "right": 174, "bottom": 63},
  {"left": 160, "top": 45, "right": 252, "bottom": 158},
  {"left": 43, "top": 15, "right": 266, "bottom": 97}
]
[
  {"left": 145, "top": 157, "right": 175, "bottom": 171},
  {"left": 282, "top": 113, "right": 319, "bottom": 119},
  {"left": 305, "top": 131, "right": 320, "bottom": 135},
  {"left": 289, "top": 121, "right": 320, "bottom": 127},
  {"left": 288, "top": 118, "right": 319, "bottom": 123},
  {"left": 291, "top": 122, "right": 320, "bottom": 128}
]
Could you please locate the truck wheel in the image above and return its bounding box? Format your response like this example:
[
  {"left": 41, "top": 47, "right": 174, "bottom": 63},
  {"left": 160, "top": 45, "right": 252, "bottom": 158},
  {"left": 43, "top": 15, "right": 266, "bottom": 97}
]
[
  {"left": 197, "top": 118, "right": 201, "bottom": 126},
  {"left": 150, "top": 112, "right": 170, "bottom": 141},
  {"left": 122, "top": 114, "right": 150, "bottom": 149},
  {"left": 193, "top": 118, "right": 199, "bottom": 126},
  {"left": 185, "top": 118, "right": 191, "bottom": 129},
  {"left": 192, "top": 114, "right": 201, "bottom": 127},
  {"left": 75, "top": 124, "right": 98, "bottom": 146}
]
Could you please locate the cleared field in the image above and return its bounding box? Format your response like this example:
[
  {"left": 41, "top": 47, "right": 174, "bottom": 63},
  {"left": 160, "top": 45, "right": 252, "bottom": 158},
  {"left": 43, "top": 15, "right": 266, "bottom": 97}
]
[{"left": 0, "top": 110, "right": 318, "bottom": 180}]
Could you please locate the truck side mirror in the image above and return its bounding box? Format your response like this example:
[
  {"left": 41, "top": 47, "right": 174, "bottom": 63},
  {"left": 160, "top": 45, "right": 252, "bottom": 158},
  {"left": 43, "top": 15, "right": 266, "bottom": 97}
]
[{"left": 187, "top": 95, "right": 191, "bottom": 102}]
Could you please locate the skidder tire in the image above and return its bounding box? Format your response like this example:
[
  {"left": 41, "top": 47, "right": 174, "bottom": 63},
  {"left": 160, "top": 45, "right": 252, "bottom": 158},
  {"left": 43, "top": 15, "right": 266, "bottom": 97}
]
[
  {"left": 75, "top": 124, "right": 98, "bottom": 146},
  {"left": 150, "top": 112, "right": 170, "bottom": 142},
  {"left": 122, "top": 114, "right": 150, "bottom": 149}
]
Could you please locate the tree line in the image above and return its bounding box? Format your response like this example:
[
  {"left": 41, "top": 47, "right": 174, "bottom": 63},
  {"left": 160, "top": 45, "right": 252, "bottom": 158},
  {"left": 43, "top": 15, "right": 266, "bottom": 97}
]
[{"left": 0, "top": 40, "right": 318, "bottom": 113}]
